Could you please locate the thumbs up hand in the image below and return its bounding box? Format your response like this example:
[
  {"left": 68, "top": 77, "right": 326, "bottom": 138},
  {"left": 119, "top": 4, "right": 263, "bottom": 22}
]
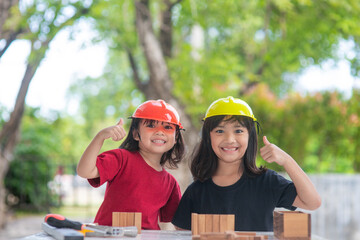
[
  {"left": 98, "top": 118, "right": 127, "bottom": 142},
  {"left": 260, "top": 136, "right": 291, "bottom": 166}
]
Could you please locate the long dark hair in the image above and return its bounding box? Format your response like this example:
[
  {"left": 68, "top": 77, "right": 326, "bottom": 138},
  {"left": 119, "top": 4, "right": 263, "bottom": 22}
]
[
  {"left": 120, "top": 118, "right": 185, "bottom": 168},
  {"left": 191, "top": 115, "right": 266, "bottom": 182}
]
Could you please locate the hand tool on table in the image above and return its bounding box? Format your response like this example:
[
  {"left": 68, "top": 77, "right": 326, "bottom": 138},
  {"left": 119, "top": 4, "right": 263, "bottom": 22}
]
[
  {"left": 42, "top": 222, "right": 84, "bottom": 240},
  {"left": 44, "top": 213, "right": 138, "bottom": 237}
]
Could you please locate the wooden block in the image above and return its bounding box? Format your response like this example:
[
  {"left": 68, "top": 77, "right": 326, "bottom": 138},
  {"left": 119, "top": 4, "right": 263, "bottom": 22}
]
[
  {"left": 119, "top": 212, "right": 127, "bottom": 226},
  {"left": 225, "top": 232, "right": 237, "bottom": 239},
  {"left": 231, "top": 232, "right": 267, "bottom": 240},
  {"left": 254, "top": 236, "right": 265, "bottom": 240},
  {"left": 234, "top": 232, "right": 256, "bottom": 236},
  {"left": 200, "top": 232, "right": 235, "bottom": 240},
  {"left": 192, "top": 213, "right": 235, "bottom": 236},
  {"left": 226, "top": 215, "right": 235, "bottom": 231},
  {"left": 212, "top": 215, "right": 220, "bottom": 232},
  {"left": 112, "top": 212, "right": 119, "bottom": 226},
  {"left": 273, "top": 211, "right": 283, "bottom": 238},
  {"left": 192, "top": 235, "right": 201, "bottom": 240},
  {"left": 192, "top": 213, "right": 199, "bottom": 235},
  {"left": 235, "top": 237, "right": 250, "bottom": 240},
  {"left": 233, "top": 235, "right": 267, "bottom": 240},
  {"left": 126, "top": 212, "right": 135, "bottom": 226},
  {"left": 200, "top": 232, "right": 225, "bottom": 240},
  {"left": 284, "top": 212, "right": 309, "bottom": 237},
  {"left": 134, "top": 212, "right": 142, "bottom": 233},
  {"left": 205, "top": 214, "right": 213, "bottom": 233},
  {"left": 273, "top": 211, "right": 311, "bottom": 239},
  {"left": 219, "top": 215, "right": 228, "bottom": 232},
  {"left": 112, "top": 212, "right": 142, "bottom": 233},
  {"left": 198, "top": 214, "right": 206, "bottom": 235}
]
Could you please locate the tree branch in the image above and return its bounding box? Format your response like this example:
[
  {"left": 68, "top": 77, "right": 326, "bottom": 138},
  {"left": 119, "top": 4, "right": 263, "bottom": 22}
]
[
  {"left": 135, "top": 0, "right": 173, "bottom": 98},
  {"left": 159, "top": 0, "right": 182, "bottom": 57},
  {"left": 126, "top": 48, "right": 147, "bottom": 93}
]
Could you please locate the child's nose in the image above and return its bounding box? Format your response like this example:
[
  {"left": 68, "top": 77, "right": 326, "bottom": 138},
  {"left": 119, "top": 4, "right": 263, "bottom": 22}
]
[
  {"left": 155, "top": 126, "right": 165, "bottom": 135},
  {"left": 225, "top": 132, "right": 236, "bottom": 142}
]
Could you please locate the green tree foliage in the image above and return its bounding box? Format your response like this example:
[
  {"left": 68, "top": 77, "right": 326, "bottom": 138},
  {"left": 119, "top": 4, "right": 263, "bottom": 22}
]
[
  {"left": 4, "top": 107, "right": 60, "bottom": 211},
  {"left": 3, "top": 107, "right": 89, "bottom": 210},
  {"left": 245, "top": 85, "right": 360, "bottom": 173},
  {"left": 169, "top": 0, "right": 360, "bottom": 104},
  {"left": 74, "top": 0, "right": 360, "bottom": 120},
  {"left": 67, "top": 0, "right": 360, "bottom": 173}
]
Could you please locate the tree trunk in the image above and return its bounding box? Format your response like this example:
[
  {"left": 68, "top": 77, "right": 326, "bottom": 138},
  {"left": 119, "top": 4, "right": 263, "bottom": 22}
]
[
  {"left": 133, "top": 0, "right": 198, "bottom": 193},
  {"left": 0, "top": 1, "right": 92, "bottom": 227},
  {"left": 0, "top": 50, "right": 42, "bottom": 227}
]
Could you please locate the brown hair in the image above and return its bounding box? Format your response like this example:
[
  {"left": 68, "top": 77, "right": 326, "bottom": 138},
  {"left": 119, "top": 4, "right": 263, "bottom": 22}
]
[
  {"left": 191, "top": 115, "right": 266, "bottom": 182},
  {"left": 120, "top": 118, "right": 185, "bottom": 168}
]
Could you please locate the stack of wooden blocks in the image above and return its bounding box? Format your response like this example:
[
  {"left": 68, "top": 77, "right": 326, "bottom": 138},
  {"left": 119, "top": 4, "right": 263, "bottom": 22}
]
[
  {"left": 191, "top": 213, "right": 235, "bottom": 235},
  {"left": 273, "top": 210, "right": 311, "bottom": 240},
  {"left": 112, "top": 212, "right": 142, "bottom": 234}
]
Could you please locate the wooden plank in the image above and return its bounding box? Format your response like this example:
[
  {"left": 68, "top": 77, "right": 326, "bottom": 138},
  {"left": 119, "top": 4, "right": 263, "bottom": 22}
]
[
  {"left": 192, "top": 235, "right": 201, "bottom": 240},
  {"left": 127, "top": 212, "right": 135, "bottom": 227},
  {"left": 199, "top": 232, "right": 229, "bottom": 239},
  {"left": 198, "top": 214, "right": 206, "bottom": 235},
  {"left": 192, "top": 213, "right": 198, "bottom": 235},
  {"left": 219, "top": 215, "right": 228, "bottom": 232},
  {"left": 212, "top": 215, "right": 220, "bottom": 232},
  {"left": 119, "top": 212, "right": 127, "bottom": 227},
  {"left": 226, "top": 215, "right": 235, "bottom": 231},
  {"left": 134, "top": 212, "right": 142, "bottom": 234},
  {"left": 112, "top": 212, "right": 120, "bottom": 227},
  {"left": 205, "top": 214, "right": 213, "bottom": 233},
  {"left": 234, "top": 232, "right": 256, "bottom": 236},
  {"left": 236, "top": 237, "right": 250, "bottom": 240}
]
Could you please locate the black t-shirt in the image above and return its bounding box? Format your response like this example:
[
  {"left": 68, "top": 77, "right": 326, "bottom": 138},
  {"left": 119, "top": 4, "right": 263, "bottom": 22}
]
[{"left": 172, "top": 169, "right": 297, "bottom": 231}]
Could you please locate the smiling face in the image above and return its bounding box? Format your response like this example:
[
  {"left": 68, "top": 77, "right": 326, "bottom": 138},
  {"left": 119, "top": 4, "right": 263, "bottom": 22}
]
[
  {"left": 134, "top": 119, "right": 177, "bottom": 159},
  {"left": 210, "top": 119, "right": 249, "bottom": 165}
]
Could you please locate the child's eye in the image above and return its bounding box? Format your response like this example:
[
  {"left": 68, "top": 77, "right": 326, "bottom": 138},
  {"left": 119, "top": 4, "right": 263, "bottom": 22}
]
[
  {"left": 164, "top": 125, "right": 174, "bottom": 130},
  {"left": 146, "top": 124, "right": 155, "bottom": 128},
  {"left": 235, "top": 129, "right": 243, "bottom": 133},
  {"left": 215, "top": 129, "right": 224, "bottom": 133}
]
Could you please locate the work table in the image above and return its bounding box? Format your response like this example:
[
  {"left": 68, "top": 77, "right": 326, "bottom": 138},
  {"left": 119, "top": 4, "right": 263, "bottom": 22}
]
[{"left": 22, "top": 229, "right": 328, "bottom": 240}]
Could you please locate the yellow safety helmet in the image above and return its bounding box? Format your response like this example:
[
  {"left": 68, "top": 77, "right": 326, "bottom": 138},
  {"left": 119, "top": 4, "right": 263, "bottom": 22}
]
[{"left": 203, "top": 96, "right": 256, "bottom": 121}]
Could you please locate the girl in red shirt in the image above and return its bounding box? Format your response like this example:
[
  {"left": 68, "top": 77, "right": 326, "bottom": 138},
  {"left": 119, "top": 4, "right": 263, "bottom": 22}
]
[{"left": 77, "top": 99, "right": 185, "bottom": 229}]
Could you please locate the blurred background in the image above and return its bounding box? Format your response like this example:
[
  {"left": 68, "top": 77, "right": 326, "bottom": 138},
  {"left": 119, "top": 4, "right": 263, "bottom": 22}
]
[{"left": 0, "top": 0, "right": 359, "bottom": 239}]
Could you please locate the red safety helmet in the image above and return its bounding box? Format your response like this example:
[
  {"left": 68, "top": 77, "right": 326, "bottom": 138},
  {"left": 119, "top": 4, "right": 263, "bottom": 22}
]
[{"left": 132, "top": 99, "right": 183, "bottom": 129}]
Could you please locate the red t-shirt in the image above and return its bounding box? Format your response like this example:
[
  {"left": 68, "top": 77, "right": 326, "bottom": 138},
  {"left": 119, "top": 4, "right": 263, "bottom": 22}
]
[{"left": 88, "top": 149, "right": 181, "bottom": 229}]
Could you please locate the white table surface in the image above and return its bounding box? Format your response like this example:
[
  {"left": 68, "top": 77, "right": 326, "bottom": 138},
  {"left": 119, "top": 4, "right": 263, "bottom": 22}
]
[{"left": 21, "top": 229, "right": 328, "bottom": 240}]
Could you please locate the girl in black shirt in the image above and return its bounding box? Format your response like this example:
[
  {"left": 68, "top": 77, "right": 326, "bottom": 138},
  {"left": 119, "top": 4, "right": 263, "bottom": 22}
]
[{"left": 172, "top": 96, "right": 321, "bottom": 231}]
